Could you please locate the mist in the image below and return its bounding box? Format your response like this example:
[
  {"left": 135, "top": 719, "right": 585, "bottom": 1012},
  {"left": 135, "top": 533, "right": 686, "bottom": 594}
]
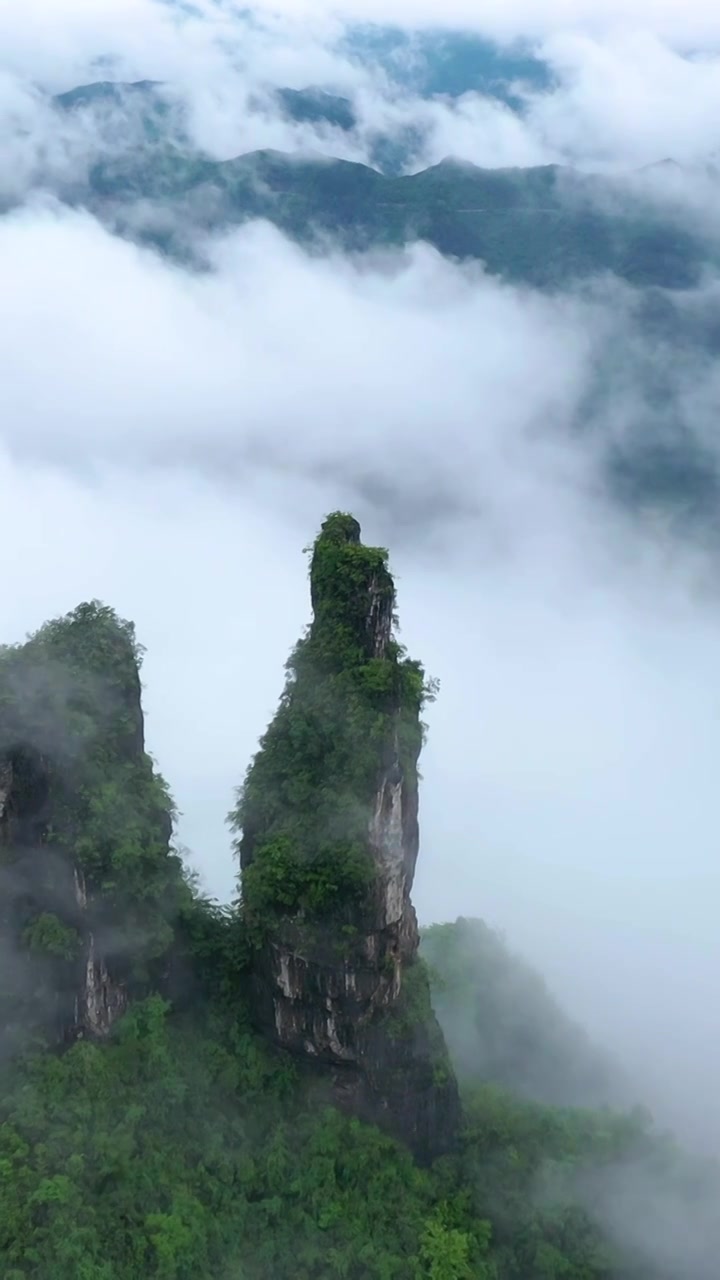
[{"left": 2, "top": 1, "right": 720, "bottom": 1272}]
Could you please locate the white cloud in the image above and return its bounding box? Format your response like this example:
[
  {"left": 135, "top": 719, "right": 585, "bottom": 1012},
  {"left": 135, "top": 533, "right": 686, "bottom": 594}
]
[
  {"left": 528, "top": 32, "right": 720, "bottom": 166},
  {"left": 0, "top": 204, "right": 596, "bottom": 481}
]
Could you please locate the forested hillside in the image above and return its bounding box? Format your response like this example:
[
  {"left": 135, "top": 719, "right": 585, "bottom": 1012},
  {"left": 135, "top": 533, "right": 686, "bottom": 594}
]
[
  {"left": 422, "top": 918, "right": 623, "bottom": 1109},
  {"left": 0, "top": 518, "right": 716, "bottom": 1279},
  {"left": 90, "top": 148, "right": 712, "bottom": 289}
]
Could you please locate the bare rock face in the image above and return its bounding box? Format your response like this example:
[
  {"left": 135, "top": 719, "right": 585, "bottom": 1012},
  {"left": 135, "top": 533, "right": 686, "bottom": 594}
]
[
  {"left": 236, "top": 513, "right": 460, "bottom": 1160},
  {"left": 71, "top": 866, "right": 129, "bottom": 1038},
  {"left": 0, "top": 602, "right": 175, "bottom": 1051}
]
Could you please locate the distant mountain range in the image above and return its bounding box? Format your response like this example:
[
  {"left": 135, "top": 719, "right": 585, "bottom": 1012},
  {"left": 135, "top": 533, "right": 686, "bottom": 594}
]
[
  {"left": 11, "top": 76, "right": 720, "bottom": 533},
  {"left": 91, "top": 149, "right": 717, "bottom": 292},
  {"left": 44, "top": 80, "right": 720, "bottom": 294}
]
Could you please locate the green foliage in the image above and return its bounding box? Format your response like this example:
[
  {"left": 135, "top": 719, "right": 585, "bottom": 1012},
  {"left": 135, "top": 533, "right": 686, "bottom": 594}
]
[
  {"left": 0, "top": 968, "right": 665, "bottom": 1280},
  {"left": 21, "top": 913, "right": 81, "bottom": 961},
  {"left": 0, "top": 990, "right": 451, "bottom": 1280},
  {"left": 233, "top": 514, "right": 433, "bottom": 925},
  {"left": 0, "top": 601, "right": 188, "bottom": 1025},
  {"left": 417, "top": 1205, "right": 489, "bottom": 1280},
  {"left": 455, "top": 1084, "right": 652, "bottom": 1278},
  {"left": 388, "top": 957, "right": 436, "bottom": 1038},
  {"left": 242, "top": 833, "right": 374, "bottom": 917}
]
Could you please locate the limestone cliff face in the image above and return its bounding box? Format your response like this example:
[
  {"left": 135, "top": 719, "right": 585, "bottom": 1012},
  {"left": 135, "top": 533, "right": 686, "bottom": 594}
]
[
  {"left": 237, "top": 514, "right": 460, "bottom": 1159},
  {"left": 0, "top": 602, "right": 175, "bottom": 1050}
]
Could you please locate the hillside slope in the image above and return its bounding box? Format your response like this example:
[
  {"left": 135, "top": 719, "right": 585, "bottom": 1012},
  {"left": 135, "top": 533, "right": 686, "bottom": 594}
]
[{"left": 422, "top": 918, "right": 624, "bottom": 1108}]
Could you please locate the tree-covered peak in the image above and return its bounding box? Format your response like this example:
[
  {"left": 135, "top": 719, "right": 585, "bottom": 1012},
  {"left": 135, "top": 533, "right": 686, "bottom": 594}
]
[
  {"left": 27, "top": 599, "right": 144, "bottom": 668},
  {"left": 233, "top": 513, "right": 428, "bottom": 920},
  {"left": 0, "top": 600, "right": 184, "bottom": 1050},
  {"left": 0, "top": 600, "right": 150, "bottom": 771},
  {"left": 307, "top": 511, "right": 394, "bottom": 669},
  {"left": 315, "top": 510, "right": 362, "bottom": 543},
  {"left": 232, "top": 514, "right": 460, "bottom": 1159}
]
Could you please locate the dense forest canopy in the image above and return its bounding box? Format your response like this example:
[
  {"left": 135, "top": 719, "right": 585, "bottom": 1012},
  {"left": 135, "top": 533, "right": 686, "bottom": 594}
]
[{"left": 0, "top": 523, "right": 717, "bottom": 1279}]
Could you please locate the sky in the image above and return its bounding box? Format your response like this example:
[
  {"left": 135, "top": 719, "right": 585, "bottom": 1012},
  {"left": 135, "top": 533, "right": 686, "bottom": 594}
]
[{"left": 2, "top": 0, "right": 720, "bottom": 1183}]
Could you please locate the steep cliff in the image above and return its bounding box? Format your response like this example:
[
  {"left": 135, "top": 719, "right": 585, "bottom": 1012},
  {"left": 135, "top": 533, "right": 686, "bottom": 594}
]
[
  {"left": 232, "top": 513, "right": 460, "bottom": 1159},
  {"left": 0, "top": 601, "right": 181, "bottom": 1052}
]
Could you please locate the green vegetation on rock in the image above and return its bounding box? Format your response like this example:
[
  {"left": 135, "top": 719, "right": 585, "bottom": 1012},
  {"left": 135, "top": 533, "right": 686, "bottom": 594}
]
[
  {"left": 0, "top": 601, "right": 189, "bottom": 1042},
  {"left": 233, "top": 513, "right": 432, "bottom": 926}
]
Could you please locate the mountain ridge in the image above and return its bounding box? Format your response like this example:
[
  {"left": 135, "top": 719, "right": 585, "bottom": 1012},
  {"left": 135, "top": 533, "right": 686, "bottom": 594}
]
[{"left": 3, "top": 79, "right": 701, "bottom": 294}]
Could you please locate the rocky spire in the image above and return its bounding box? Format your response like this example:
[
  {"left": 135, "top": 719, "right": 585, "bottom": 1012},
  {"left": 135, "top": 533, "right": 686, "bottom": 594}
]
[
  {"left": 0, "top": 601, "right": 177, "bottom": 1051},
  {"left": 235, "top": 513, "right": 460, "bottom": 1160}
]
